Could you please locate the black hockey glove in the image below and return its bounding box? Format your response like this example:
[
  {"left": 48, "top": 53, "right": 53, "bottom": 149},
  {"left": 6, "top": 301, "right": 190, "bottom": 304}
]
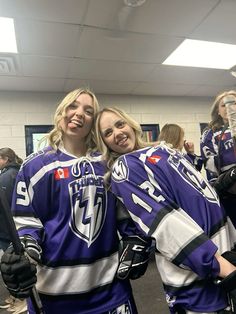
[
  {"left": 220, "top": 251, "right": 236, "bottom": 312},
  {"left": 116, "top": 235, "right": 153, "bottom": 280},
  {"left": 215, "top": 251, "right": 236, "bottom": 298},
  {"left": 222, "top": 251, "right": 236, "bottom": 266},
  {"left": 19, "top": 235, "right": 42, "bottom": 264},
  {"left": 0, "top": 235, "right": 42, "bottom": 299},
  {"left": 213, "top": 167, "right": 236, "bottom": 195},
  {"left": 217, "top": 270, "right": 236, "bottom": 293}
]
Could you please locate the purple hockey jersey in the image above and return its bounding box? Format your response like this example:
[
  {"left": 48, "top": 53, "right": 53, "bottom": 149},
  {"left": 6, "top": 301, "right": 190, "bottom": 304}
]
[
  {"left": 110, "top": 143, "right": 236, "bottom": 313},
  {"left": 12, "top": 146, "right": 132, "bottom": 314},
  {"left": 200, "top": 126, "right": 236, "bottom": 183}
]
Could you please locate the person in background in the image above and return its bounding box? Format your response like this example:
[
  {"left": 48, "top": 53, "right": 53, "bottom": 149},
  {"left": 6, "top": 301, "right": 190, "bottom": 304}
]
[
  {"left": 95, "top": 107, "right": 236, "bottom": 314},
  {"left": 158, "top": 123, "right": 202, "bottom": 171},
  {"left": 0, "top": 148, "right": 26, "bottom": 314},
  {"left": 0, "top": 88, "right": 150, "bottom": 314},
  {"left": 0, "top": 148, "right": 23, "bottom": 251},
  {"left": 200, "top": 90, "right": 236, "bottom": 228}
]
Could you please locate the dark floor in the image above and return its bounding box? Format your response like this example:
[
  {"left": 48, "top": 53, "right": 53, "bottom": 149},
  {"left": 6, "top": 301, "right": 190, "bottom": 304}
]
[
  {"left": 0, "top": 277, "right": 16, "bottom": 314},
  {"left": 0, "top": 259, "right": 169, "bottom": 314},
  {"left": 131, "top": 259, "right": 169, "bottom": 313}
]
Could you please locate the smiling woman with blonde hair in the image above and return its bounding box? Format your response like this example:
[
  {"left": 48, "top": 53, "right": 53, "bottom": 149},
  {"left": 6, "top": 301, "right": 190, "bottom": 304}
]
[
  {"left": 95, "top": 106, "right": 236, "bottom": 314},
  {"left": 0, "top": 89, "right": 139, "bottom": 314},
  {"left": 95, "top": 106, "right": 149, "bottom": 179},
  {"left": 200, "top": 90, "right": 236, "bottom": 228}
]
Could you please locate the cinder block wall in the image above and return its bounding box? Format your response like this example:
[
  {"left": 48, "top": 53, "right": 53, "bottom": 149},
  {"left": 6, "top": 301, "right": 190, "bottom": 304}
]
[
  {"left": 100, "top": 94, "right": 212, "bottom": 156},
  {"left": 0, "top": 91, "right": 213, "bottom": 159}
]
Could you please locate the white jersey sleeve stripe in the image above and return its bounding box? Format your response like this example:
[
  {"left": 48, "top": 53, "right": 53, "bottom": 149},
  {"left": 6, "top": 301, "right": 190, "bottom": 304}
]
[
  {"left": 155, "top": 253, "right": 198, "bottom": 287},
  {"left": 36, "top": 252, "right": 118, "bottom": 295},
  {"left": 151, "top": 208, "right": 203, "bottom": 260},
  {"left": 14, "top": 216, "right": 43, "bottom": 230}
]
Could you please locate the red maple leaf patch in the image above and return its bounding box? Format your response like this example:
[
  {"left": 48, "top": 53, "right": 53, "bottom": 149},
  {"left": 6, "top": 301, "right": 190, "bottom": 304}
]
[
  {"left": 147, "top": 155, "right": 161, "bottom": 164},
  {"left": 54, "top": 168, "right": 69, "bottom": 180}
]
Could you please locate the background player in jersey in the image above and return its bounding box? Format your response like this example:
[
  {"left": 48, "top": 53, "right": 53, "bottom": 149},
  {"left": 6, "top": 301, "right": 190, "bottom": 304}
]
[
  {"left": 95, "top": 107, "right": 236, "bottom": 314},
  {"left": 200, "top": 90, "right": 236, "bottom": 228},
  {"left": 158, "top": 123, "right": 202, "bottom": 171},
  {"left": 0, "top": 89, "right": 144, "bottom": 314}
]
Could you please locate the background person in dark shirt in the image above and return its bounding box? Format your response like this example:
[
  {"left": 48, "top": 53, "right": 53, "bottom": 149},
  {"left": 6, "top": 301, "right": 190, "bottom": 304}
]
[
  {"left": 0, "top": 147, "right": 23, "bottom": 251},
  {"left": 0, "top": 147, "right": 25, "bottom": 313}
]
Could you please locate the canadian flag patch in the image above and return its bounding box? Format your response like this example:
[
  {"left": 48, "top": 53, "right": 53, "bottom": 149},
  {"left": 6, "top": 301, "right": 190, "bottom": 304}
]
[
  {"left": 217, "top": 133, "right": 226, "bottom": 140},
  {"left": 147, "top": 155, "right": 161, "bottom": 164},
  {"left": 54, "top": 168, "right": 69, "bottom": 180}
]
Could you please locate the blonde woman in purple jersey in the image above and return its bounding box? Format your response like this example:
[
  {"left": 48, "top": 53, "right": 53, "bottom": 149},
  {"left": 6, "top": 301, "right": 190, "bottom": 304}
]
[
  {"left": 95, "top": 107, "right": 236, "bottom": 314},
  {"left": 0, "top": 89, "right": 142, "bottom": 314}
]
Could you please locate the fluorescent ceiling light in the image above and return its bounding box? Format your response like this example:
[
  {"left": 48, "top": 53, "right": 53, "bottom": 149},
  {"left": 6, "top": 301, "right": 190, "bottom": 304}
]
[
  {"left": 230, "top": 65, "right": 236, "bottom": 78},
  {"left": 0, "top": 17, "right": 17, "bottom": 53},
  {"left": 163, "top": 39, "right": 236, "bottom": 70}
]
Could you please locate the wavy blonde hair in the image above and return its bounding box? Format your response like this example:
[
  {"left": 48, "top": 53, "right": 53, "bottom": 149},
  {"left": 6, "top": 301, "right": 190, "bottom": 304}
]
[
  {"left": 45, "top": 88, "right": 99, "bottom": 151},
  {"left": 95, "top": 107, "right": 150, "bottom": 178},
  {"left": 158, "top": 124, "right": 184, "bottom": 149},
  {"left": 209, "top": 90, "right": 236, "bottom": 131}
]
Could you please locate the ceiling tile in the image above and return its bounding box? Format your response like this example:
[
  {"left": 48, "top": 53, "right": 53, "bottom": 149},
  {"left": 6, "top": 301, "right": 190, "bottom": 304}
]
[
  {"left": 0, "top": 0, "right": 88, "bottom": 23},
  {"left": 21, "top": 55, "right": 71, "bottom": 77},
  {"left": 0, "top": 0, "right": 234, "bottom": 96},
  {"left": 132, "top": 82, "right": 197, "bottom": 96},
  {"left": 191, "top": 1, "right": 236, "bottom": 44},
  {"left": 68, "top": 58, "right": 155, "bottom": 81},
  {"left": 146, "top": 64, "right": 236, "bottom": 85},
  {"left": 15, "top": 20, "right": 80, "bottom": 57},
  {"left": 64, "top": 78, "right": 138, "bottom": 94},
  {"left": 76, "top": 27, "right": 182, "bottom": 63},
  {"left": 0, "top": 76, "right": 65, "bottom": 91},
  {"left": 187, "top": 84, "right": 236, "bottom": 97},
  {"left": 85, "top": 0, "right": 218, "bottom": 36}
]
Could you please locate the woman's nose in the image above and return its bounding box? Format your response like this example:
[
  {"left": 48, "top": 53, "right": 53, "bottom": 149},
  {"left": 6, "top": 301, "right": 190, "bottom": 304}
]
[
  {"left": 114, "top": 128, "right": 123, "bottom": 138},
  {"left": 75, "top": 108, "right": 84, "bottom": 117}
]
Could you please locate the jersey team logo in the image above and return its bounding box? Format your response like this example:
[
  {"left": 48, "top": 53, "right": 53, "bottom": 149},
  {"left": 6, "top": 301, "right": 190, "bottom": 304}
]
[
  {"left": 54, "top": 167, "right": 69, "bottom": 180},
  {"left": 72, "top": 158, "right": 94, "bottom": 177},
  {"left": 112, "top": 158, "right": 128, "bottom": 182},
  {"left": 168, "top": 153, "right": 219, "bottom": 203},
  {"left": 147, "top": 155, "right": 161, "bottom": 164},
  {"left": 69, "top": 163, "right": 107, "bottom": 247}
]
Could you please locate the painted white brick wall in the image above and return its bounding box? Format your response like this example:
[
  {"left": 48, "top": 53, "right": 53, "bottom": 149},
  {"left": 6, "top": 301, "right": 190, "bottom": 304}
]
[
  {"left": 99, "top": 94, "right": 213, "bottom": 157},
  {"left": 0, "top": 91, "right": 213, "bottom": 160}
]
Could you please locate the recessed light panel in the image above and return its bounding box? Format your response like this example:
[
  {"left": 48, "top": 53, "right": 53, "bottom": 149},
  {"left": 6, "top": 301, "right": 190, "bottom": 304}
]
[
  {"left": 163, "top": 39, "right": 236, "bottom": 70},
  {"left": 124, "top": 0, "right": 146, "bottom": 7},
  {"left": 0, "top": 17, "right": 18, "bottom": 53}
]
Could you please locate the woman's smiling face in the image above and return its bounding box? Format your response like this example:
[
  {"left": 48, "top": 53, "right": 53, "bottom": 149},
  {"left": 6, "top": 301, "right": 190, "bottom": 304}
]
[
  {"left": 99, "top": 111, "right": 136, "bottom": 154},
  {"left": 60, "top": 93, "right": 94, "bottom": 141}
]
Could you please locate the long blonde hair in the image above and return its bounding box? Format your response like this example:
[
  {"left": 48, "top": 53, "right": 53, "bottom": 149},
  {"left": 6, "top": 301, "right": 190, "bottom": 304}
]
[
  {"left": 95, "top": 107, "right": 149, "bottom": 176},
  {"left": 158, "top": 124, "right": 184, "bottom": 149},
  {"left": 209, "top": 90, "right": 236, "bottom": 131},
  {"left": 46, "top": 88, "right": 100, "bottom": 151}
]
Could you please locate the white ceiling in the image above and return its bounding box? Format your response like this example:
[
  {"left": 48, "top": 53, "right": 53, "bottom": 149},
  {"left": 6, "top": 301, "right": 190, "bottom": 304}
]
[{"left": 0, "top": 0, "right": 236, "bottom": 97}]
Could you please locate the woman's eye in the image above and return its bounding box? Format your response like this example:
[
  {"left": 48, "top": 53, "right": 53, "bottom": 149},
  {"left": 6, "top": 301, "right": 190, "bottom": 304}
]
[
  {"left": 85, "top": 110, "right": 93, "bottom": 116},
  {"left": 68, "top": 103, "right": 77, "bottom": 110},
  {"left": 104, "top": 130, "right": 112, "bottom": 137},
  {"left": 117, "top": 121, "right": 125, "bottom": 128}
]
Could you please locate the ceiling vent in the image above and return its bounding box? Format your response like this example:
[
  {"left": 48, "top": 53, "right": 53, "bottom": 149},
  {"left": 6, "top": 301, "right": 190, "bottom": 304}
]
[{"left": 0, "top": 55, "right": 18, "bottom": 75}]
